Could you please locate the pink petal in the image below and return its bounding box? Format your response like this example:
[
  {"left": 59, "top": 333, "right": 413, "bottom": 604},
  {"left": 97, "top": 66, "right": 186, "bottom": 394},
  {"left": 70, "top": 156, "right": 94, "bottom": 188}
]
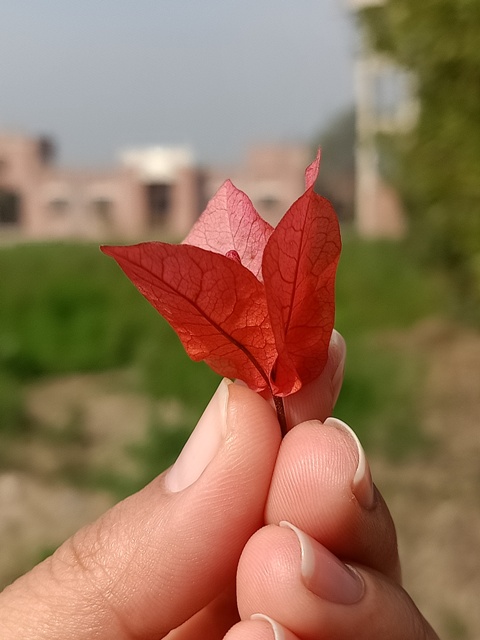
[
  {"left": 304, "top": 148, "right": 321, "bottom": 190},
  {"left": 183, "top": 180, "right": 274, "bottom": 280}
]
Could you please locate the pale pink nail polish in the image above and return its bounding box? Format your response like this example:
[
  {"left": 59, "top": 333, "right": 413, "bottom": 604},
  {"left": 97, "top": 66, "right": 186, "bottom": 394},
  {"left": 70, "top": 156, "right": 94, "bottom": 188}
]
[
  {"left": 165, "top": 379, "right": 231, "bottom": 492},
  {"left": 280, "top": 521, "right": 364, "bottom": 604}
]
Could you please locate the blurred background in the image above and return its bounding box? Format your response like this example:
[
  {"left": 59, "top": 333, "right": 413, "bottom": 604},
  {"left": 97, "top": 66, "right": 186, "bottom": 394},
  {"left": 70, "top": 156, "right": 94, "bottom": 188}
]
[{"left": 0, "top": 1, "right": 479, "bottom": 637}]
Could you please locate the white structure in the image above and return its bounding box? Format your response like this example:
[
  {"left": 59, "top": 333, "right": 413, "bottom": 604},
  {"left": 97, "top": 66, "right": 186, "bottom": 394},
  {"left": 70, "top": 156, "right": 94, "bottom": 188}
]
[
  {"left": 349, "top": 0, "right": 417, "bottom": 237},
  {"left": 120, "top": 146, "right": 194, "bottom": 183}
]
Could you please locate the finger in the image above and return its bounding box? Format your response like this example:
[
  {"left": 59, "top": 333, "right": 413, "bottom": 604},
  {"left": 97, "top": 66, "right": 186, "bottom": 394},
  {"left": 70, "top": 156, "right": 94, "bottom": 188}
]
[
  {"left": 236, "top": 523, "right": 439, "bottom": 640},
  {"left": 225, "top": 614, "right": 300, "bottom": 640},
  {"left": 0, "top": 380, "right": 281, "bottom": 640},
  {"left": 166, "top": 581, "right": 239, "bottom": 640},
  {"left": 283, "top": 329, "right": 346, "bottom": 429},
  {"left": 265, "top": 418, "right": 401, "bottom": 581}
]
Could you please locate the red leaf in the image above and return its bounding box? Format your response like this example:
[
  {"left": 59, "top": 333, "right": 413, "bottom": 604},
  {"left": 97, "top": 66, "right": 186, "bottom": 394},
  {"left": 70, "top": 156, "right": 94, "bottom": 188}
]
[
  {"left": 183, "top": 180, "right": 274, "bottom": 280},
  {"left": 100, "top": 242, "right": 277, "bottom": 392},
  {"left": 262, "top": 187, "right": 341, "bottom": 396},
  {"left": 304, "top": 148, "right": 321, "bottom": 190},
  {"left": 102, "top": 150, "right": 341, "bottom": 406}
]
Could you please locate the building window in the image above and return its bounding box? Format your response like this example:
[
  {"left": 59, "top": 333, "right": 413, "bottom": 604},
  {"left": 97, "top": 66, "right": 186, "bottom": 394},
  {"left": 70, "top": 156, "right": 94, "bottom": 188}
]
[
  {"left": 49, "top": 198, "right": 70, "bottom": 215},
  {"left": 91, "top": 197, "right": 113, "bottom": 221},
  {"left": 257, "top": 195, "right": 279, "bottom": 211},
  {"left": 38, "top": 137, "right": 55, "bottom": 165},
  {"left": 146, "top": 182, "right": 171, "bottom": 226},
  {"left": 0, "top": 189, "right": 21, "bottom": 225}
]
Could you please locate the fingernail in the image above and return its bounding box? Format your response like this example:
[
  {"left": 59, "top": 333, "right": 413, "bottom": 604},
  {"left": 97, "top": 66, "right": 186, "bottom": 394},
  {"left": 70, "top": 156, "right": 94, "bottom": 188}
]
[
  {"left": 280, "top": 521, "right": 364, "bottom": 605},
  {"left": 165, "top": 379, "right": 231, "bottom": 492},
  {"left": 330, "top": 331, "right": 346, "bottom": 405},
  {"left": 251, "top": 614, "right": 288, "bottom": 640},
  {"left": 324, "top": 417, "right": 375, "bottom": 509}
]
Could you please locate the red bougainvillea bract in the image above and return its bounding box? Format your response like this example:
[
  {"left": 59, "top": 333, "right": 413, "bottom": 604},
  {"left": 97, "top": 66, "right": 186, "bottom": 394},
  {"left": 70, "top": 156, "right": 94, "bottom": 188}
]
[{"left": 101, "top": 151, "right": 341, "bottom": 399}]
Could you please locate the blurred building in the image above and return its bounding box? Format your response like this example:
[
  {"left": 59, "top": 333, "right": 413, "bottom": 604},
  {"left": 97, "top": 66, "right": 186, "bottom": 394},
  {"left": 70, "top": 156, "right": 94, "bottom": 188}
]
[
  {"left": 0, "top": 132, "right": 311, "bottom": 242},
  {"left": 350, "top": 0, "right": 416, "bottom": 238},
  {"left": 0, "top": 133, "right": 198, "bottom": 241},
  {"left": 207, "top": 144, "right": 311, "bottom": 227}
]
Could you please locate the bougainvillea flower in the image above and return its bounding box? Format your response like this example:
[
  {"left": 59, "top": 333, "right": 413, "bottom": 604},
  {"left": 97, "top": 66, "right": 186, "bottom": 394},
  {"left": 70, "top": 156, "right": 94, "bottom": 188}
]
[{"left": 101, "top": 150, "right": 341, "bottom": 400}]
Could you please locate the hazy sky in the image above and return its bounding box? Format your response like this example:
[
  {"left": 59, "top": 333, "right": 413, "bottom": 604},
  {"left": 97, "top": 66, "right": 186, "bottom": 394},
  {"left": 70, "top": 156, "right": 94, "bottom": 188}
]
[{"left": 0, "top": 0, "right": 355, "bottom": 167}]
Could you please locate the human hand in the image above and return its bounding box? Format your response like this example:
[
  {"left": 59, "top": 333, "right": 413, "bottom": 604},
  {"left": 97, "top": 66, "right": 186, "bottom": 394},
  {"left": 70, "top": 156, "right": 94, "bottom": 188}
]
[
  {"left": 0, "top": 331, "right": 437, "bottom": 639},
  {"left": 225, "top": 413, "right": 440, "bottom": 639}
]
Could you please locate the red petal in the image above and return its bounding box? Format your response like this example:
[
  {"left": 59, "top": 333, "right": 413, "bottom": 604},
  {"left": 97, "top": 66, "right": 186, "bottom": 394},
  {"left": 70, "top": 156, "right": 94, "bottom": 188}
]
[
  {"left": 262, "top": 189, "right": 341, "bottom": 396},
  {"left": 304, "top": 148, "right": 321, "bottom": 190},
  {"left": 183, "top": 180, "right": 274, "bottom": 280},
  {"left": 101, "top": 243, "right": 276, "bottom": 392}
]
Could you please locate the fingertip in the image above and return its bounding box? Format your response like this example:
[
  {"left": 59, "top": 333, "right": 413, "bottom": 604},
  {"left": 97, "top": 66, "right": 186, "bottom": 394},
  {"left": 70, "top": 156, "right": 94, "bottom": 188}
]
[
  {"left": 324, "top": 417, "right": 375, "bottom": 510},
  {"left": 165, "top": 378, "right": 232, "bottom": 492},
  {"left": 330, "top": 328, "right": 346, "bottom": 363},
  {"left": 265, "top": 418, "right": 401, "bottom": 582},
  {"left": 228, "top": 381, "right": 282, "bottom": 449},
  {"left": 251, "top": 614, "right": 299, "bottom": 640},
  {"left": 282, "top": 329, "right": 346, "bottom": 428},
  {"left": 330, "top": 329, "right": 346, "bottom": 404},
  {"left": 225, "top": 616, "right": 299, "bottom": 640}
]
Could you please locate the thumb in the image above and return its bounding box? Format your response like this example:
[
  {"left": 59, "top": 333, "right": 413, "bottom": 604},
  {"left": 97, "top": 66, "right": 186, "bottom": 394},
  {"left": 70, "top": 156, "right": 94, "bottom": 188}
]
[
  {"left": 0, "top": 380, "right": 281, "bottom": 640},
  {"left": 283, "top": 329, "right": 346, "bottom": 429}
]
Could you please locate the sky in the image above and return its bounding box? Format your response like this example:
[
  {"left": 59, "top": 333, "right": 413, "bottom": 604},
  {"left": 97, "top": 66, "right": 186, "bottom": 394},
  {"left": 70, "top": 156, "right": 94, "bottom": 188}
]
[{"left": 0, "top": 0, "right": 355, "bottom": 168}]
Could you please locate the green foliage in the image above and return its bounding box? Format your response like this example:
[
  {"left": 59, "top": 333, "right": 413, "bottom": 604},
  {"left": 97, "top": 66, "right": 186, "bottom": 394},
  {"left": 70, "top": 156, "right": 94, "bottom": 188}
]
[
  {"left": 314, "top": 109, "right": 355, "bottom": 176},
  {"left": 313, "top": 109, "right": 356, "bottom": 223},
  {"left": 335, "top": 236, "right": 446, "bottom": 332},
  {"left": 0, "top": 242, "right": 219, "bottom": 392},
  {"left": 0, "top": 243, "right": 154, "bottom": 378},
  {"left": 336, "top": 338, "right": 429, "bottom": 459},
  {"left": 0, "top": 240, "right": 447, "bottom": 474},
  {"left": 334, "top": 236, "right": 444, "bottom": 458},
  {"left": 359, "top": 0, "right": 480, "bottom": 320},
  {"left": 0, "top": 370, "right": 28, "bottom": 435}
]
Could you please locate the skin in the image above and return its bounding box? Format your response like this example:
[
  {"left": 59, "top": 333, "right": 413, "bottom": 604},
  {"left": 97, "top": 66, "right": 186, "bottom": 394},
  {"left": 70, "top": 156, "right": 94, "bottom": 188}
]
[{"left": 0, "top": 334, "right": 439, "bottom": 639}]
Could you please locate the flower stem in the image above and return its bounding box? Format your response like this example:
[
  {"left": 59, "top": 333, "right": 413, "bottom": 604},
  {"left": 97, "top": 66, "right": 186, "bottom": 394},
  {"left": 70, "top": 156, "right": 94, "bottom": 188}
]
[{"left": 273, "top": 395, "right": 287, "bottom": 437}]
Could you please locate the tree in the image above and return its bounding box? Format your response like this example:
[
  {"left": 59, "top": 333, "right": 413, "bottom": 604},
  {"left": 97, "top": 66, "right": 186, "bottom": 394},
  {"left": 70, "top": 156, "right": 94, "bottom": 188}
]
[{"left": 359, "top": 0, "right": 480, "bottom": 318}]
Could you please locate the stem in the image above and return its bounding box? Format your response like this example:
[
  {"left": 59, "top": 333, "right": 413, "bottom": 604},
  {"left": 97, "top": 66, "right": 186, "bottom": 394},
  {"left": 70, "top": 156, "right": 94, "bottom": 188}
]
[{"left": 273, "top": 395, "right": 288, "bottom": 437}]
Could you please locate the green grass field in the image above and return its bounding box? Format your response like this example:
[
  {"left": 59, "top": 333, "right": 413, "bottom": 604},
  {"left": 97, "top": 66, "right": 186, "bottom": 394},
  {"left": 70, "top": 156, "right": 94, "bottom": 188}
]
[{"left": 0, "top": 237, "right": 448, "bottom": 491}]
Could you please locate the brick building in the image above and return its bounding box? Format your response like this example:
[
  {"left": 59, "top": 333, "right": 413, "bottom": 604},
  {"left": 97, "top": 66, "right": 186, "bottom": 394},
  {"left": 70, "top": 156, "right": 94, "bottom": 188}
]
[{"left": 0, "top": 132, "right": 312, "bottom": 243}]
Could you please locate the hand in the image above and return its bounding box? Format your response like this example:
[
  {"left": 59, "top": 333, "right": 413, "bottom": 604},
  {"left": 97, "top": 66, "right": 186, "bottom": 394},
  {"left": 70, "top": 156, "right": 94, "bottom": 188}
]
[
  {"left": 0, "top": 332, "right": 437, "bottom": 639},
  {"left": 226, "top": 415, "right": 439, "bottom": 639}
]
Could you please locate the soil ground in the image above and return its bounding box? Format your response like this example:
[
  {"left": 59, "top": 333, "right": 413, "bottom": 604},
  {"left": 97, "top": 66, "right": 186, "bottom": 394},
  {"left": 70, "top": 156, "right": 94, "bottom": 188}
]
[
  {"left": 0, "top": 319, "right": 479, "bottom": 639},
  {"left": 376, "top": 319, "right": 480, "bottom": 639}
]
